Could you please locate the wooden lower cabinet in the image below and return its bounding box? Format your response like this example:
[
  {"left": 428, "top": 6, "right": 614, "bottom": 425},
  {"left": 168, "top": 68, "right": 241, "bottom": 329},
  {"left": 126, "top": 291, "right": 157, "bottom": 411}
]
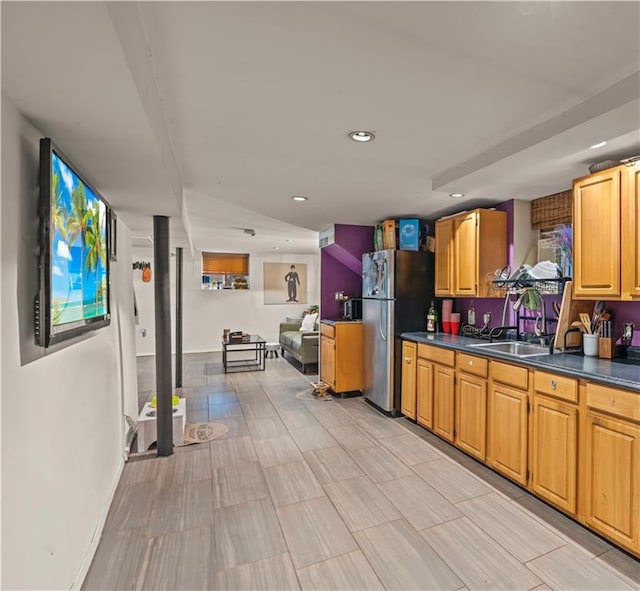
[
  {"left": 488, "top": 360, "right": 529, "bottom": 486},
  {"left": 416, "top": 358, "right": 434, "bottom": 429},
  {"left": 433, "top": 364, "right": 455, "bottom": 442},
  {"left": 584, "top": 411, "right": 640, "bottom": 552},
  {"left": 455, "top": 371, "right": 487, "bottom": 461},
  {"left": 319, "top": 321, "right": 363, "bottom": 393},
  {"left": 400, "top": 341, "right": 417, "bottom": 419},
  {"left": 531, "top": 394, "right": 578, "bottom": 514},
  {"left": 488, "top": 383, "right": 529, "bottom": 485},
  {"left": 320, "top": 334, "right": 336, "bottom": 388}
]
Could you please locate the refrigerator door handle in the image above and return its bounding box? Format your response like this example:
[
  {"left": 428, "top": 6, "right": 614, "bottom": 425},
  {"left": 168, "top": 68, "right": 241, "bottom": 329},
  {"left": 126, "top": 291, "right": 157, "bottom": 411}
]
[{"left": 379, "top": 301, "right": 387, "bottom": 341}]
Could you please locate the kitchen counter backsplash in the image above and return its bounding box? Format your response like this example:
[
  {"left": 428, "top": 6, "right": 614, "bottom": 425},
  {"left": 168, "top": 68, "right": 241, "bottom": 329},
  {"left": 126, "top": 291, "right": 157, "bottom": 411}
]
[
  {"left": 402, "top": 331, "right": 640, "bottom": 393},
  {"left": 452, "top": 296, "right": 640, "bottom": 347}
]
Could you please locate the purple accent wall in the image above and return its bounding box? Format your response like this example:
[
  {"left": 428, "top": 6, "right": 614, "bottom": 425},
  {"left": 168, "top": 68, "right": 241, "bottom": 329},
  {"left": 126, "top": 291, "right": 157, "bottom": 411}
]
[
  {"left": 603, "top": 301, "right": 640, "bottom": 347},
  {"left": 320, "top": 224, "right": 374, "bottom": 321}
]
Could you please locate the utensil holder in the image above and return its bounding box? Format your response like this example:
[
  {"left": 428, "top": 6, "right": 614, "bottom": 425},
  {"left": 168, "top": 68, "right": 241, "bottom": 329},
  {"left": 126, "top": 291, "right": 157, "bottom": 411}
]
[
  {"left": 583, "top": 334, "right": 599, "bottom": 357},
  {"left": 598, "top": 337, "right": 616, "bottom": 359}
]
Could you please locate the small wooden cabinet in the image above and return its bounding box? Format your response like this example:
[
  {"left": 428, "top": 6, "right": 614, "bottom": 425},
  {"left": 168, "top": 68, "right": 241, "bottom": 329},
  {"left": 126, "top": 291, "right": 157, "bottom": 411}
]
[
  {"left": 400, "top": 341, "right": 417, "bottom": 419},
  {"left": 488, "top": 361, "right": 530, "bottom": 486},
  {"left": 455, "top": 353, "right": 488, "bottom": 461},
  {"left": 433, "top": 364, "right": 456, "bottom": 442},
  {"left": 530, "top": 371, "right": 578, "bottom": 515},
  {"left": 434, "top": 208, "right": 507, "bottom": 298},
  {"left": 319, "top": 321, "right": 363, "bottom": 393},
  {"left": 573, "top": 164, "right": 640, "bottom": 300}
]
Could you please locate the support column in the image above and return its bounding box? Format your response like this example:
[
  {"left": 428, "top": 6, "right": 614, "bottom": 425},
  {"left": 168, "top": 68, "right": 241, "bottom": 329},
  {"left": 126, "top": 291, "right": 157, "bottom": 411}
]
[
  {"left": 153, "top": 215, "right": 173, "bottom": 456},
  {"left": 175, "top": 247, "right": 183, "bottom": 388}
]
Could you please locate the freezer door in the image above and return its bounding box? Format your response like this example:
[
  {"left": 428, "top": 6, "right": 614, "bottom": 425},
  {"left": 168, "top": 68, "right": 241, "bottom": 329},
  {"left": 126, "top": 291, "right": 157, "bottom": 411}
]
[
  {"left": 363, "top": 298, "right": 395, "bottom": 412},
  {"left": 362, "top": 250, "right": 396, "bottom": 299}
]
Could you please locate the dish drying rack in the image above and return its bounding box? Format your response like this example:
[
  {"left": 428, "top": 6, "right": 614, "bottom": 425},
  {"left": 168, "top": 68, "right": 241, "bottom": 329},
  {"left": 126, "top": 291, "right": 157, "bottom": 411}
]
[{"left": 491, "top": 276, "right": 571, "bottom": 295}]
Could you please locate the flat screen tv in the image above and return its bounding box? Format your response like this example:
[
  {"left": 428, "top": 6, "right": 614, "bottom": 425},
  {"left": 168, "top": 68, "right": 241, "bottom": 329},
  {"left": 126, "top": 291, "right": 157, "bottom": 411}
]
[{"left": 35, "top": 138, "right": 111, "bottom": 347}]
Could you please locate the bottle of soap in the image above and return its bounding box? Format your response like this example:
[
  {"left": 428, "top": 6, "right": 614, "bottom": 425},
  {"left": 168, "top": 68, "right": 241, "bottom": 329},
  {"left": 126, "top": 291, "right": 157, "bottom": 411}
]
[
  {"left": 468, "top": 301, "right": 476, "bottom": 326},
  {"left": 427, "top": 300, "right": 437, "bottom": 333}
]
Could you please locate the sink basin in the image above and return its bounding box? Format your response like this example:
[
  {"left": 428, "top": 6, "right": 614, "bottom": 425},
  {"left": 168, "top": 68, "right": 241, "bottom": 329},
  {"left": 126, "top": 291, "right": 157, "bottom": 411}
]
[{"left": 469, "top": 341, "right": 551, "bottom": 358}]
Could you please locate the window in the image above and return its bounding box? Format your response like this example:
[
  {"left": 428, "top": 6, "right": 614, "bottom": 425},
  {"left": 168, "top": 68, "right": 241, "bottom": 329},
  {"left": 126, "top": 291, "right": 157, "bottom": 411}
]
[{"left": 201, "top": 252, "right": 250, "bottom": 290}]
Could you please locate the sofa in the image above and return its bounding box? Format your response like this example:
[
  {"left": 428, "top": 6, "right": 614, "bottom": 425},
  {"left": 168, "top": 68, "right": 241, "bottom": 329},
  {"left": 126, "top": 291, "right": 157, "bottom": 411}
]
[{"left": 279, "top": 318, "right": 319, "bottom": 373}]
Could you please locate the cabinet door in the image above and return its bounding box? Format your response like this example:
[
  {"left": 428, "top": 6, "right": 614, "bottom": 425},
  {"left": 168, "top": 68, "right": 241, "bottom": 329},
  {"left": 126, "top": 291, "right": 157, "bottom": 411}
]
[
  {"left": 416, "top": 358, "right": 434, "bottom": 430},
  {"left": 531, "top": 394, "right": 577, "bottom": 514},
  {"left": 488, "top": 383, "right": 528, "bottom": 485},
  {"left": 433, "top": 364, "right": 455, "bottom": 442},
  {"left": 573, "top": 168, "right": 622, "bottom": 298},
  {"left": 455, "top": 372, "right": 487, "bottom": 460},
  {"left": 622, "top": 165, "right": 640, "bottom": 299},
  {"left": 320, "top": 336, "right": 335, "bottom": 388},
  {"left": 400, "top": 341, "right": 417, "bottom": 419},
  {"left": 453, "top": 212, "right": 478, "bottom": 296},
  {"left": 435, "top": 218, "right": 454, "bottom": 296},
  {"left": 584, "top": 412, "right": 639, "bottom": 553}
]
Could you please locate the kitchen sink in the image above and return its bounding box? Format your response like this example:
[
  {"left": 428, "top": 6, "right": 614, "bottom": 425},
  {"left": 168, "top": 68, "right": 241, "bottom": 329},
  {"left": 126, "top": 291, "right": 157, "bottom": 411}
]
[{"left": 469, "top": 341, "right": 551, "bottom": 358}]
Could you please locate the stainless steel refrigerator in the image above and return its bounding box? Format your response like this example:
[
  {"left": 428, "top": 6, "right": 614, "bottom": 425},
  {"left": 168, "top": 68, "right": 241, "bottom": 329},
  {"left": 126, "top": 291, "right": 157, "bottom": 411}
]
[{"left": 362, "top": 249, "right": 435, "bottom": 414}]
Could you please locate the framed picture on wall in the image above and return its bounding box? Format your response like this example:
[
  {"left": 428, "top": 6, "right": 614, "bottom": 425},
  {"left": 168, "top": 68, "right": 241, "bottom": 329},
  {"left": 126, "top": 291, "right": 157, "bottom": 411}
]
[{"left": 263, "top": 262, "right": 308, "bottom": 305}]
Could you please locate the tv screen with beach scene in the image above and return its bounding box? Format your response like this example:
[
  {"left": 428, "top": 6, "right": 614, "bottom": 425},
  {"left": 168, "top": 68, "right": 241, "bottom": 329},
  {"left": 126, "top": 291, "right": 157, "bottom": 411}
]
[{"left": 35, "top": 138, "right": 111, "bottom": 347}]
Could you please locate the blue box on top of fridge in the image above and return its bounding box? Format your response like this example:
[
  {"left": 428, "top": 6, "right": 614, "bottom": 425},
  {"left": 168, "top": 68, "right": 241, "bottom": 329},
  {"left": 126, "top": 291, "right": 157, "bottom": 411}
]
[{"left": 399, "top": 219, "right": 420, "bottom": 250}]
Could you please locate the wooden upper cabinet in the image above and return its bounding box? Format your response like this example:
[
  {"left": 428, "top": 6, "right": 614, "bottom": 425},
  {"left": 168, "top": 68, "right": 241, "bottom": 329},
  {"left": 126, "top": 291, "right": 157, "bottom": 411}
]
[
  {"left": 573, "top": 167, "right": 622, "bottom": 299},
  {"left": 622, "top": 165, "right": 640, "bottom": 299},
  {"left": 435, "top": 218, "right": 454, "bottom": 296},
  {"left": 435, "top": 209, "right": 507, "bottom": 298},
  {"left": 454, "top": 213, "right": 478, "bottom": 296}
]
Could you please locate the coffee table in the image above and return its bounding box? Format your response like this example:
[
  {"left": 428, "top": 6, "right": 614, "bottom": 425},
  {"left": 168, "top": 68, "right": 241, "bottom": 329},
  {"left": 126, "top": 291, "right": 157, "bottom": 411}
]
[{"left": 222, "top": 334, "right": 266, "bottom": 373}]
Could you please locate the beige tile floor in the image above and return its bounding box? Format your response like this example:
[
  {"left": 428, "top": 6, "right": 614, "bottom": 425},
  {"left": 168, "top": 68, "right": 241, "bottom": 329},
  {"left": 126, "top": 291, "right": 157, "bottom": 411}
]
[{"left": 83, "top": 352, "right": 640, "bottom": 590}]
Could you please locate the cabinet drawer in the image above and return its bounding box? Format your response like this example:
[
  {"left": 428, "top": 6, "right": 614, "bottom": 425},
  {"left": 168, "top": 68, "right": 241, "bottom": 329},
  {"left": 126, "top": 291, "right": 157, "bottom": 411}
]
[
  {"left": 457, "top": 353, "right": 488, "bottom": 378},
  {"left": 587, "top": 383, "right": 640, "bottom": 422},
  {"left": 534, "top": 371, "right": 577, "bottom": 403},
  {"left": 320, "top": 323, "right": 335, "bottom": 338},
  {"left": 418, "top": 343, "right": 455, "bottom": 367},
  {"left": 491, "top": 361, "right": 528, "bottom": 390}
]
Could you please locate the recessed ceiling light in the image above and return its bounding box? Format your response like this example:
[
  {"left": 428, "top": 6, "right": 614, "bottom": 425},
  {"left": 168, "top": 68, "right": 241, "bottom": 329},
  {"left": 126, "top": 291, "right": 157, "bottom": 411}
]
[
  {"left": 348, "top": 131, "right": 375, "bottom": 143},
  {"left": 285, "top": 239, "right": 293, "bottom": 243},
  {"left": 449, "top": 192, "right": 465, "bottom": 198},
  {"left": 590, "top": 141, "right": 607, "bottom": 149},
  {"left": 273, "top": 246, "right": 280, "bottom": 250},
  {"left": 291, "top": 196, "right": 308, "bottom": 202}
]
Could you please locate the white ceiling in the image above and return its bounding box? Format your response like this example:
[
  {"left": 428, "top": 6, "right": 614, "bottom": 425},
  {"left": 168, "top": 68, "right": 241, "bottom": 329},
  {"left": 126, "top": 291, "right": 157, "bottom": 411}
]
[{"left": 3, "top": 1, "right": 640, "bottom": 256}]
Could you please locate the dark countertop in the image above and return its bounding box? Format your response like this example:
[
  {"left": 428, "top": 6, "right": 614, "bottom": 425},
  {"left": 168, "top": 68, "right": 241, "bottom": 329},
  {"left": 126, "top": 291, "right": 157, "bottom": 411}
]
[
  {"left": 401, "top": 332, "right": 640, "bottom": 393},
  {"left": 320, "top": 319, "right": 363, "bottom": 325}
]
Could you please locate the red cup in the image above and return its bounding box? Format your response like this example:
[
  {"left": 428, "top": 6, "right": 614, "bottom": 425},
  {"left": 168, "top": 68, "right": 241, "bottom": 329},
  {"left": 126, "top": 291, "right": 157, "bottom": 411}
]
[
  {"left": 450, "top": 313, "right": 461, "bottom": 335},
  {"left": 442, "top": 321, "right": 451, "bottom": 334}
]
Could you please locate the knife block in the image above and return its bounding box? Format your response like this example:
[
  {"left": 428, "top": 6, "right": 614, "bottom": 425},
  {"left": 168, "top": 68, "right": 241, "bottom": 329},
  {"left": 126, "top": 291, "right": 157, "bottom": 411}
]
[{"left": 598, "top": 338, "right": 616, "bottom": 359}]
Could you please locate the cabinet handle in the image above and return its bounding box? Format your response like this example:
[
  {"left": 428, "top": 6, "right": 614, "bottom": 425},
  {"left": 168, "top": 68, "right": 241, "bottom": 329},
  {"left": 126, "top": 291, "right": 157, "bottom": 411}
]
[
  {"left": 551, "top": 380, "right": 557, "bottom": 390},
  {"left": 405, "top": 357, "right": 412, "bottom": 364}
]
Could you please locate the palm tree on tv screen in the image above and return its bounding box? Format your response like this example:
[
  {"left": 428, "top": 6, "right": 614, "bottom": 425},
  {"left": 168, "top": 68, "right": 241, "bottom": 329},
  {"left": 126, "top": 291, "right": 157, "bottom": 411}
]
[{"left": 84, "top": 202, "right": 106, "bottom": 311}]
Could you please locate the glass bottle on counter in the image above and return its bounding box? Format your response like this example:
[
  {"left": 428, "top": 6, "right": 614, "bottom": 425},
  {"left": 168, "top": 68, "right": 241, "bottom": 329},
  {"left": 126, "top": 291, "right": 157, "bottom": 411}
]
[{"left": 427, "top": 300, "right": 438, "bottom": 333}]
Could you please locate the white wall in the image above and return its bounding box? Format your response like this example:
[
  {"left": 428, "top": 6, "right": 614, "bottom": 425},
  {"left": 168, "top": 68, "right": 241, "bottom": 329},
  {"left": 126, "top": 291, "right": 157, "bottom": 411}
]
[
  {"left": 133, "top": 247, "right": 320, "bottom": 355},
  {"left": 1, "top": 97, "right": 138, "bottom": 589}
]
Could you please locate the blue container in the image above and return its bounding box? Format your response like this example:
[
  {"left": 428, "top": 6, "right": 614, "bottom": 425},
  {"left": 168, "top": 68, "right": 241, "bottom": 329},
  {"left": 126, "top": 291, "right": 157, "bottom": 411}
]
[{"left": 399, "top": 219, "right": 420, "bottom": 250}]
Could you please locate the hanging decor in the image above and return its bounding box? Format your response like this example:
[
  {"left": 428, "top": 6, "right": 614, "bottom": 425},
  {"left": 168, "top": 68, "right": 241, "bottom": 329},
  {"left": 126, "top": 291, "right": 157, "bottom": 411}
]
[{"left": 133, "top": 261, "right": 152, "bottom": 282}]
